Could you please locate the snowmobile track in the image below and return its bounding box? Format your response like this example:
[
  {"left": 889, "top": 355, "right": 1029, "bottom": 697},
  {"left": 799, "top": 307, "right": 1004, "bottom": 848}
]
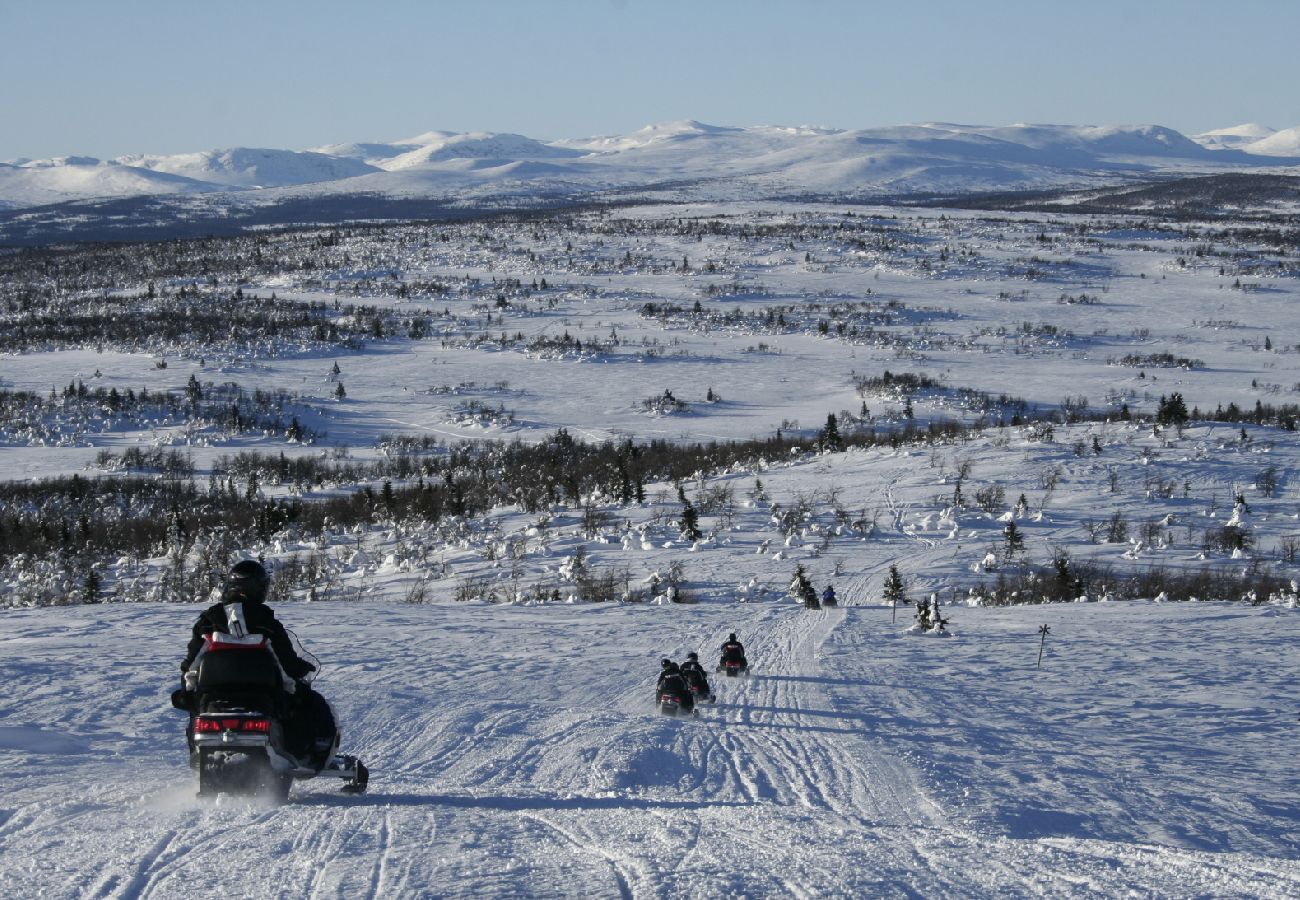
[{"left": 4, "top": 603, "right": 1299, "bottom": 898}]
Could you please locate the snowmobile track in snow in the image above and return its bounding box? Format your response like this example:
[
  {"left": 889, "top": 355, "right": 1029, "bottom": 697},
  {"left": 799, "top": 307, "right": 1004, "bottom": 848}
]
[{"left": 3, "top": 602, "right": 1299, "bottom": 898}]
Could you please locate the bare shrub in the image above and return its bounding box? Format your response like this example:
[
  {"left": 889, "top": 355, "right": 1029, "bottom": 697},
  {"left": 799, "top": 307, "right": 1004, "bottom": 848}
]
[
  {"left": 1277, "top": 536, "right": 1300, "bottom": 565},
  {"left": 974, "top": 484, "right": 1005, "bottom": 513},
  {"left": 454, "top": 574, "right": 495, "bottom": 602},
  {"left": 1256, "top": 465, "right": 1280, "bottom": 498}
]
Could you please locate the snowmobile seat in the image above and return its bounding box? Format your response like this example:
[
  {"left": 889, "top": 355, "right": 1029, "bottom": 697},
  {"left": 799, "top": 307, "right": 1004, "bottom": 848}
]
[{"left": 196, "top": 643, "right": 287, "bottom": 715}]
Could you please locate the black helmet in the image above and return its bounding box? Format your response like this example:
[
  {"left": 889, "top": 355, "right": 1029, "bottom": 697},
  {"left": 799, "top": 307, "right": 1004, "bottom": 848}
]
[
  {"left": 226, "top": 559, "right": 270, "bottom": 604},
  {"left": 661, "top": 658, "right": 672, "bottom": 668},
  {"left": 665, "top": 662, "right": 680, "bottom": 674},
  {"left": 686, "top": 652, "right": 698, "bottom": 661},
  {"left": 728, "top": 633, "right": 737, "bottom": 642}
]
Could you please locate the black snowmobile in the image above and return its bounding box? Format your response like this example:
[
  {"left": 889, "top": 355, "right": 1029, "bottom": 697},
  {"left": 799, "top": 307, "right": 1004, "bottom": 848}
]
[
  {"left": 657, "top": 688, "right": 697, "bottom": 717},
  {"left": 680, "top": 656, "right": 716, "bottom": 703},
  {"left": 716, "top": 639, "right": 750, "bottom": 677},
  {"left": 655, "top": 664, "right": 697, "bottom": 717},
  {"left": 173, "top": 631, "right": 368, "bottom": 801},
  {"left": 683, "top": 670, "right": 715, "bottom": 703}
]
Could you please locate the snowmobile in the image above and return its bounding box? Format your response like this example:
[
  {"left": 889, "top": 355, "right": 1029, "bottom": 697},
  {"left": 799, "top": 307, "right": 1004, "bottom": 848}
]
[
  {"left": 657, "top": 690, "right": 697, "bottom": 717},
  {"left": 682, "top": 668, "right": 716, "bottom": 703},
  {"left": 173, "top": 631, "right": 368, "bottom": 801},
  {"left": 716, "top": 653, "right": 749, "bottom": 677}
]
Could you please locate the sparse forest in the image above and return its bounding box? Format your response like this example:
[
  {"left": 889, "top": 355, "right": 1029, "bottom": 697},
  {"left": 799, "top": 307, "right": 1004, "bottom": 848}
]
[{"left": 0, "top": 202, "right": 1297, "bottom": 609}]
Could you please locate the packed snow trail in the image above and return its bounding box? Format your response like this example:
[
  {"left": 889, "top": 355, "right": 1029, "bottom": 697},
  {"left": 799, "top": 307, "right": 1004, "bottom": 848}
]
[{"left": 1, "top": 602, "right": 1298, "bottom": 898}]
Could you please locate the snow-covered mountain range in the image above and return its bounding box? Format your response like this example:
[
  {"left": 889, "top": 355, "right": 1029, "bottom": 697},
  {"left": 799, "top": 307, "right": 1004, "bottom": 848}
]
[{"left": 3, "top": 120, "right": 1298, "bottom": 211}]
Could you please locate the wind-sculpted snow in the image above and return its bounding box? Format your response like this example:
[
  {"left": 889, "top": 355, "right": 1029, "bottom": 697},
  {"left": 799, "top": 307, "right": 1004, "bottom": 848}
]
[{"left": 1, "top": 601, "right": 1297, "bottom": 897}]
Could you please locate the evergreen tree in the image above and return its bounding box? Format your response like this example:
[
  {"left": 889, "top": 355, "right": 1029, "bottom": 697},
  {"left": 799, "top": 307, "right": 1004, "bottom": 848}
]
[
  {"left": 821, "top": 413, "right": 843, "bottom": 452},
  {"left": 1156, "top": 393, "right": 1189, "bottom": 430},
  {"left": 883, "top": 565, "right": 906, "bottom": 606},
  {"left": 930, "top": 594, "right": 950, "bottom": 632},
  {"left": 335, "top": 382, "right": 347, "bottom": 401},
  {"left": 677, "top": 485, "right": 702, "bottom": 540},
  {"left": 1003, "top": 520, "right": 1025, "bottom": 561},
  {"left": 83, "top": 567, "right": 101, "bottom": 604},
  {"left": 914, "top": 595, "right": 933, "bottom": 630}
]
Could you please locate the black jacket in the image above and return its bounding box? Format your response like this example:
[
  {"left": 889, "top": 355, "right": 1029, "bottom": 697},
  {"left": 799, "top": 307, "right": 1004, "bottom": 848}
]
[
  {"left": 720, "top": 640, "right": 746, "bottom": 663},
  {"left": 657, "top": 672, "right": 693, "bottom": 705},
  {"left": 181, "top": 600, "right": 315, "bottom": 679},
  {"left": 680, "top": 660, "right": 710, "bottom": 688}
]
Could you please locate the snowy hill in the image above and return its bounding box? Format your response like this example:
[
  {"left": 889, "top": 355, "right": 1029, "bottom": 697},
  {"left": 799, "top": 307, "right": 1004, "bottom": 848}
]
[
  {"left": 0, "top": 158, "right": 218, "bottom": 210},
  {"left": 114, "top": 147, "right": 381, "bottom": 188},
  {"left": 1194, "top": 122, "right": 1278, "bottom": 151},
  {"left": 4, "top": 119, "right": 1299, "bottom": 216},
  {"left": 1193, "top": 123, "right": 1300, "bottom": 157},
  {"left": 1246, "top": 125, "right": 1300, "bottom": 156}
]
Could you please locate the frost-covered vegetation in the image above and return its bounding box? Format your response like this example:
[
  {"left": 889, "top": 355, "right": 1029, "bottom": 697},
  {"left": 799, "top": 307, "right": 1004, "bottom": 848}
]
[{"left": 1, "top": 202, "right": 1297, "bottom": 609}]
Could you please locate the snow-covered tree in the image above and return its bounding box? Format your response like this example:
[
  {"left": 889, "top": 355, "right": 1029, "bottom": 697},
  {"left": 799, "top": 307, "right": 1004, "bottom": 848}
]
[{"left": 790, "top": 564, "right": 818, "bottom": 608}]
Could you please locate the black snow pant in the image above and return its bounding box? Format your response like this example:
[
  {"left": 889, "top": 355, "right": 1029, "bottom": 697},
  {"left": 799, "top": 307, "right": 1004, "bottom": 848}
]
[{"left": 288, "top": 686, "right": 339, "bottom": 767}]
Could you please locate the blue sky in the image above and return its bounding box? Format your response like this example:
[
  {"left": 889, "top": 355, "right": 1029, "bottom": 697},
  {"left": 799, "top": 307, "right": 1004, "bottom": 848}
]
[{"left": 3, "top": 0, "right": 1297, "bottom": 159}]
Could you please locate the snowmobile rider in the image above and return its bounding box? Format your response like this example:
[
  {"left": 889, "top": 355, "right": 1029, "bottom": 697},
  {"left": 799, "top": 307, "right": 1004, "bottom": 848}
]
[
  {"left": 656, "top": 661, "right": 695, "bottom": 713},
  {"left": 180, "top": 559, "right": 316, "bottom": 681},
  {"left": 821, "top": 585, "right": 838, "bottom": 607},
  {"left": 680, "top": 651, "right": 712, "bottom": 698},
  {"left": 719, "top": 633, "right": 747, "bottom": 668},
  {"left": 657, "top": 658, "right": 676, "bottom": 692},
  {"left": 179, "top": 559, "right": 337, "bottom": 768}
]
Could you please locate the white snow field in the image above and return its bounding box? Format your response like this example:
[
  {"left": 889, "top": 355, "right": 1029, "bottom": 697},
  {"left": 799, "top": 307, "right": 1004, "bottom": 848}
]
[
  {"left": 1, "top": 199, "right": 1299, "bottom": 897},
  {"left": 2, "top": 599, "right": 1298, "bottom": 899}
]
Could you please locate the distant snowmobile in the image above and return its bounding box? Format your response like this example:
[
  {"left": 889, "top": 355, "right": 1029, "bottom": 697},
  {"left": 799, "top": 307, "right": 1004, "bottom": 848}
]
[
  {"left": 172, "top": 630, "right": 368, "bottom": 800},
  {"left": 716, "top": 633, "right": 750, "bottom": 677}
]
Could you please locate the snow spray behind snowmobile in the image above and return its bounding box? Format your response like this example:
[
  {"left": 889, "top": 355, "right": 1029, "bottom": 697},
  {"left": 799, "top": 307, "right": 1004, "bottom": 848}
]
[{"left": 173, "top": 631, "right": 367, "bottom": 800}]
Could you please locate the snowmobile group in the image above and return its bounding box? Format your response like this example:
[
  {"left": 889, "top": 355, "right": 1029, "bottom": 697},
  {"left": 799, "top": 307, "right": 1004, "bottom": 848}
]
[
  {"left": 169, "top": 560, "right": 762, "bottom": 802},
  {"left": 655, "top": 632, "right": 751, "bottom": 717}
]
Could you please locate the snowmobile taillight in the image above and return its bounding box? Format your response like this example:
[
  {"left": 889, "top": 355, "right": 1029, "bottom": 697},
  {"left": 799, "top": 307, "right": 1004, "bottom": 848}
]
[{"left": 195, "top": 716, "right": 271, "bottom": 734}]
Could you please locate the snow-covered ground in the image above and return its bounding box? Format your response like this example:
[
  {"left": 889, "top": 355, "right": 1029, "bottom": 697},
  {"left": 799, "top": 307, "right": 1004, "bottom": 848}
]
[
  {"left": 2, "top": 200, "right": 1299, "bottom": 896},
  {"left": 1, "top": 600, "right": 1297, "bottom": 898}
]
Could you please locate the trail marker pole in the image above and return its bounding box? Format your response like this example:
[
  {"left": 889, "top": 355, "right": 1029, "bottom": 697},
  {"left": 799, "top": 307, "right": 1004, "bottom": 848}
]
[
  {"left": 1037, "top": 624, "right": 1051, "bottom": 669},
  {"left": 891, "top": 594, "right": 897, "bottom": 623}
]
